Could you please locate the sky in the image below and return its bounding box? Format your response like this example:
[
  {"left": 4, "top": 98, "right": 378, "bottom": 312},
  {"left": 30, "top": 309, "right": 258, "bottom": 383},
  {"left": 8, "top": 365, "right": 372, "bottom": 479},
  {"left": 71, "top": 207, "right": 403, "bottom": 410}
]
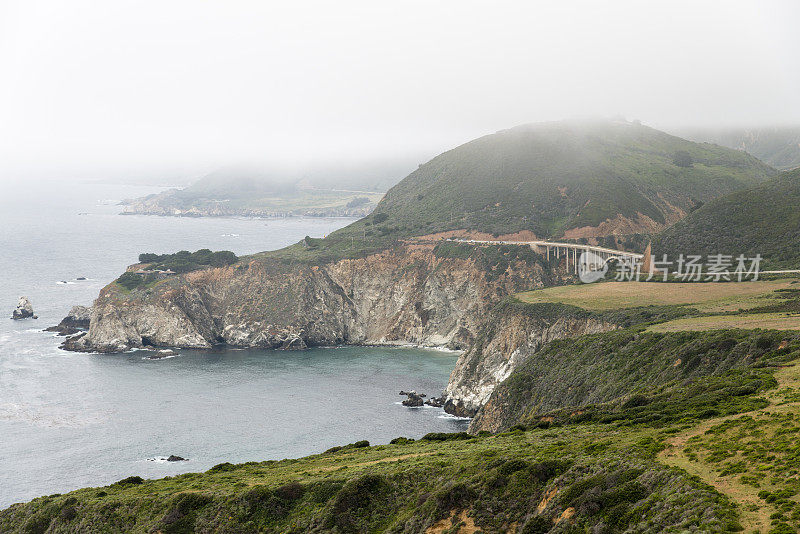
[{"left": 1, "top": 0, "right": 799, "bottom": 180}]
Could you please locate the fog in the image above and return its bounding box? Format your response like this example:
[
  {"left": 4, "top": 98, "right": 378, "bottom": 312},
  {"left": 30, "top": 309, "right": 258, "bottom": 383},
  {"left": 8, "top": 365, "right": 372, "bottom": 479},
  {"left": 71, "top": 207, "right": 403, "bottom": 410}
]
[{"left": 1, "top": 0, "right": 798, "bottom": 181}]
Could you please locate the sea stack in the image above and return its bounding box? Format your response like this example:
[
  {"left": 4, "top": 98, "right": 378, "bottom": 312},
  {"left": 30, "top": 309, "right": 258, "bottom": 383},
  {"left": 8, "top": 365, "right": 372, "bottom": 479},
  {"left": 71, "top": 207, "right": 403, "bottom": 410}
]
[{"left": 12, "top": 297, "right": 37, "bottom": 320}]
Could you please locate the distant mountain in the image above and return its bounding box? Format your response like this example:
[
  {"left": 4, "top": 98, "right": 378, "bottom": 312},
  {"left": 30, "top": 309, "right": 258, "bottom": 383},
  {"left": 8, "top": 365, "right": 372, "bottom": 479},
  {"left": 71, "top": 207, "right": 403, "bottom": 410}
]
[
  {"left": 121, "top": 159, "right": 419, "bottom": 218},
  {"left": 675, "top": 126, "right": 800, "bottom": 171},
  {"left": 654, "top": 167, "right": 800, "bottom": 269},
  {"left": 331, "top": 119, "right": 774, "bottom": 246}
]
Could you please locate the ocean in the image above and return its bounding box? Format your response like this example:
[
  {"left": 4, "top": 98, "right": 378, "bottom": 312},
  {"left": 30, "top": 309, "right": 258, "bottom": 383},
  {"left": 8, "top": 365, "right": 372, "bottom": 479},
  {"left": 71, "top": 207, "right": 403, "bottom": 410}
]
[{"left": 0, "top": 180, "right": 467, "bottom": 507}]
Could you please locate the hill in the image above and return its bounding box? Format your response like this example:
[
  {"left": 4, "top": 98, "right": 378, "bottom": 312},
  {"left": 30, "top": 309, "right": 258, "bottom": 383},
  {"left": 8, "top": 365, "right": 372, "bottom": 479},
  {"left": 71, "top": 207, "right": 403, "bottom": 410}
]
[
  {"left": 312, "top": 120, "right": 773, "bottom": 255},
  {"left": 676, "top": 126, "right": 800, "bottom": 171},
  {"left": 653, "top": 168, "right": 800, "bottom": 269},
  {"left": 0, "top": 403, "right": 745, "bottom": 533},
  {"left": 120, "top": 159, "right": 417, "bottom": 218}
]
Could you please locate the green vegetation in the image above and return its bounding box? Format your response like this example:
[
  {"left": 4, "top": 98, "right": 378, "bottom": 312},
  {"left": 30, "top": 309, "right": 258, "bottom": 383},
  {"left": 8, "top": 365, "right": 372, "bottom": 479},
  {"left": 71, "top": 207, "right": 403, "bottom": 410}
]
[
  {"left": 0, "top": 425, "right": 741, "bottom": 533},
  {"left": 660, "top": 361, "right": 800, "bottom": 532},
  {"left": 678, "top": 126, "right": 800, "bottom": 171},
  {"left": 114, "top": 249, "right": 238, "bottom": 291},
  {"left": 654, "top": 168, "right": 800, "bottom": 269},
  {"left": 115, "top": 271, "right": 158, "bottom": 291},
  {"left": 474, "top": 329, "right": 800, "bottom": 432},
  {"left": 358, "top": 120, "right": 771, "bottom": 239},
  {"left": 260, "top": 120, "right": 773, "bottom": 265},
  {"left": 138, "top": 249, "right": 238, "bottom": 273}
]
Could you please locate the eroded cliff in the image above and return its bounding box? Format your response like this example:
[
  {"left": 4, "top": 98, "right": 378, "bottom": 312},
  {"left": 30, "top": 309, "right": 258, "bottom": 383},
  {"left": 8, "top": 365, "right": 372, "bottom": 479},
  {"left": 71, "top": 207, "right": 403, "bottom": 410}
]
[
  {"left": 66, "top": 243, "right": 556, "bottom": 354},
  {"left": 442, "top": 301, "right": 618, "bottom": 417}
]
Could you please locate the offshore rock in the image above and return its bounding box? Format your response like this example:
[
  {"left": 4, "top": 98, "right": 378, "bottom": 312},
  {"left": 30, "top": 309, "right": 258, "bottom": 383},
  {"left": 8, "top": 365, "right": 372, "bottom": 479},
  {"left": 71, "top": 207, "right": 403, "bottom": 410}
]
[
  {"left": 45, "top": 305, "right": 91, "bottom": 335},
  {"left": 401, "top": 391, "right": 425, "bottom": 407},
  {"left": 11, "top": 297, "right": 36, "bottom": 320}
]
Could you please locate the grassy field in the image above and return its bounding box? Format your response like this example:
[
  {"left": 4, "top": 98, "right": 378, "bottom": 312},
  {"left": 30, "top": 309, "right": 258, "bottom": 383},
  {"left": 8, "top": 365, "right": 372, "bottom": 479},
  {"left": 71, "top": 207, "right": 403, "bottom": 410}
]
[
  {"left": 648, "top": 313, "right": 800, "bottom": 333},
  {"left": 515, "top": 280, "right": 797, "bottom": 312}
]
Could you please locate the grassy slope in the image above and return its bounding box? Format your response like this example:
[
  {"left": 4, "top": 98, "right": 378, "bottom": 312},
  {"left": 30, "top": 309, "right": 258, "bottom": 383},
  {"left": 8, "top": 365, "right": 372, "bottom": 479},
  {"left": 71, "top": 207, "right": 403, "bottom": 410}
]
[
  {"left": 345, "top": 120, "right": 772, "bottom": 239},
  {"left": 653, "top": 168, "right": 800, "bottom": 270},
  {"left": 660, "top": 361, "right": 800, "bottom": 533},
  {"left": 478, "top": 329, "right": 799, "bottom": 429},
  {"left": 256, "top": 120, "right": 773, "bottom": 265},
  {"left": 676, "top": 126, "right": 800, "bottom": 171},
  {"left": 0, "top": 426, "right": 741, "bottom": 533}
]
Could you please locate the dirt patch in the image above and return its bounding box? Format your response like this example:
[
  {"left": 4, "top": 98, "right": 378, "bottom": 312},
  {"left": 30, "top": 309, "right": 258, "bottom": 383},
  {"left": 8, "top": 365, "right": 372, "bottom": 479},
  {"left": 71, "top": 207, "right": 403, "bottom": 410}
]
[
  {"left": 563, "top": 212, "right": 667, "bottom": 239},
  {"left": 537, "top": 486, "right": 558, "bottom": 513},
  {"left": 554, "top": 507, "right": 575, "bottom": 525},
  {"left": 425, "top": 510, "right": 479, "bottom": 534}
]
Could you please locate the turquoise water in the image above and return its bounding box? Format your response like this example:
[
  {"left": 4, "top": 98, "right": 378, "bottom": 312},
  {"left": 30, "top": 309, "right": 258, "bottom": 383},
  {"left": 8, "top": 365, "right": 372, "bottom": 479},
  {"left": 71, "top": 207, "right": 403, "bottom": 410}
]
[{"left": 0, "top": 180, "right": 466, "bottom": 507}]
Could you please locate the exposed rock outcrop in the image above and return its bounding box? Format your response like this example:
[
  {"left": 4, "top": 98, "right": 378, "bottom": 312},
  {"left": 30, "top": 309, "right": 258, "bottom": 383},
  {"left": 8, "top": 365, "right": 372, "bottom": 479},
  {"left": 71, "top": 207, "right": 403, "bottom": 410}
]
[
  {"left": 45, "top": 305, "right": 91, "bottom": 335},
  {"left": 65, "top": 243, "right": 558, "bottom": 353},
  {"left": 400, "top": 391, "right": 425, "bottom": 407},
  {"left": 11, "top": 297, "right": 36, "bottom": 320},
  {"left": 443, "top": 301, "right": 618, "bottom": 418}
]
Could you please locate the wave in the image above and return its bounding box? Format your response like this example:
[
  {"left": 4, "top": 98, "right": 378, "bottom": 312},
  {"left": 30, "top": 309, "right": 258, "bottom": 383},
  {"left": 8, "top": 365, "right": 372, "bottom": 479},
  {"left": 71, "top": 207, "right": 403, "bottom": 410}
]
[
  {"left": 145, "top": 457, "right": 190, "bottom": 464},
  {"left": 437, "top": 412, "right": 471, "bottom": 421}
]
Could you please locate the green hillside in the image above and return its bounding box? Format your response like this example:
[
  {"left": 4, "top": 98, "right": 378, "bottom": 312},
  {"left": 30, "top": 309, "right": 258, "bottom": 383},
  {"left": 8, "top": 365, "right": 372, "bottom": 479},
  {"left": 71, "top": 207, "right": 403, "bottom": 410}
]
[
  {"left": 271, "top": 120, "right": 771, "bottom": 263},
  {"left": 356, "top": 120, "right": 772, "bottom": 237},
  {"left": 0, "top": 420, "right": 741, "bottom": 533},
  {"left": 654, "top": 168, "right": 800, "bottom": 269},
  {"left": 677, "top": 126, "right": 800, "bottom": 171}
]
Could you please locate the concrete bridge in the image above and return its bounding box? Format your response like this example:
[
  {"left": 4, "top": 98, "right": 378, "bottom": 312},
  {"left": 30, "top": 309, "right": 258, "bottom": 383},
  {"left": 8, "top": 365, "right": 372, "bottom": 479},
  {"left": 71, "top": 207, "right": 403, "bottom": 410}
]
[{"left": 448, "top": 238, "right": 644, "bottom": 274}]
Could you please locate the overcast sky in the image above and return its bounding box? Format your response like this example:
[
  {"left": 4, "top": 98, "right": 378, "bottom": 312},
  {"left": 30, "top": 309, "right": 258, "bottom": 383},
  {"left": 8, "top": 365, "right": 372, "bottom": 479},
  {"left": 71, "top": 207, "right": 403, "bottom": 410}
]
[{"left": 1, "top": 0, "right": 798, "bottom": 179}]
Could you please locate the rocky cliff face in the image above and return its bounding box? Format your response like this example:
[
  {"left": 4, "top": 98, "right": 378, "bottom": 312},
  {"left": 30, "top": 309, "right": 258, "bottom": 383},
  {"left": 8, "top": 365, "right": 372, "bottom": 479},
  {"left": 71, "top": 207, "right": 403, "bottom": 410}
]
[
  {"left": 45, "top": 305, "right": 91, "bottom": 335},
  {"left": 442, "top": 301, "right": 618, "bottom": 418},
  {"left": 66, "top": 243, "right": 555, "bottom": 354}
]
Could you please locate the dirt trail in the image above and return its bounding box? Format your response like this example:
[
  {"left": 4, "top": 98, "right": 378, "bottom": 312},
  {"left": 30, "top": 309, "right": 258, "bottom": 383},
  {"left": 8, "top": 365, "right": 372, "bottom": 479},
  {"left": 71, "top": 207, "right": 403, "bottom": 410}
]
[{"left": 658, "top": 363, "right": 800, "bottom": 533}]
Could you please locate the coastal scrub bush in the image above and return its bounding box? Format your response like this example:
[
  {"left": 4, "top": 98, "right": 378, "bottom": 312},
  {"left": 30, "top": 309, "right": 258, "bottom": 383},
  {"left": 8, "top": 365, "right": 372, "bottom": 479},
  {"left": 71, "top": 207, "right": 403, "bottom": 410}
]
[
  {"left": 159, "top": 493, "right": 213, "bottom": 534},
  {"left": 421, "top": 432, "right": 472, "bottom": 441},
  {"left": 137, "top": 249, "right": 238, "bottom": 273},
  {"left": 113, "top": 476, "right": 144, "bottom": 486}
]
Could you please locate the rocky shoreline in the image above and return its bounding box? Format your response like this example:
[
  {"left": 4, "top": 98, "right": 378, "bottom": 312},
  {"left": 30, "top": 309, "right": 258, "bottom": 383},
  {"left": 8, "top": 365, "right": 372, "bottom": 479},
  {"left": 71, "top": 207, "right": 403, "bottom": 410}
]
[
  {"left": 45, "top": 305, "right": 91, "bottom": 336},
  {"left": 53, "top": 241, "right": 616, "bottom": 422}
]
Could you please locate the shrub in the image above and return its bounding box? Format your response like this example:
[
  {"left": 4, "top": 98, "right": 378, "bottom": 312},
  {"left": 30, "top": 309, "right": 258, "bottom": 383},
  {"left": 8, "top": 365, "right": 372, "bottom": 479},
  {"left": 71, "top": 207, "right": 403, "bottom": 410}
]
[
  {"left": 114, "top": 476, "right": 144, "bottom": 486},
  {"left": 421, "top": 432, "right": 472, "bottom": 441}
]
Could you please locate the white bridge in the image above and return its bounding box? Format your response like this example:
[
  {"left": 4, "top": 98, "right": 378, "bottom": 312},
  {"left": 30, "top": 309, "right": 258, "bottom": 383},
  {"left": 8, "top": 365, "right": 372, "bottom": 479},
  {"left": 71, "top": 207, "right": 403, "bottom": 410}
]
[{"left": 448, "top": 238, "right": 644, "bottom": 274}]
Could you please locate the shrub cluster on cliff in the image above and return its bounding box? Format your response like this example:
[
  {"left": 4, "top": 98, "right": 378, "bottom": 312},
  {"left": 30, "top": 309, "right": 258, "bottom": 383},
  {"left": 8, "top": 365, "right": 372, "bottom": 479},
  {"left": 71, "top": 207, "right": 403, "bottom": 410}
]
[
  {"left": 138, "top": 249, "right": 238, "bottom": 272},
  {"left": 0, "top": 426, "right": 741, "bottom": 533}
]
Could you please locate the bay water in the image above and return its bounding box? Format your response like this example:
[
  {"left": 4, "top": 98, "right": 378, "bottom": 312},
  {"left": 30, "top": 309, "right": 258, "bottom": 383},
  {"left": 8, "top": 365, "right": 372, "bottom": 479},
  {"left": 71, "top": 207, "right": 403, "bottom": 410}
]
[{"left": 0, "top": 180, "right": 466, "bottom": 507}]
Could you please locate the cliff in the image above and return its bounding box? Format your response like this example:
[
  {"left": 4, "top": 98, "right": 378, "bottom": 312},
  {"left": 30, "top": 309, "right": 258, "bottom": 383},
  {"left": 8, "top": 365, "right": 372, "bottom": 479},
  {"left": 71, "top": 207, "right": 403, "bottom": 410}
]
[
  {"left": 66, "top": 243, "right": 558, "bottom": 353},
  {"left": 442, "top": 301, "right": 618, "bottom": 417},
  {"left": 469, "top": 329, "right": 800, "bottom": 433}
]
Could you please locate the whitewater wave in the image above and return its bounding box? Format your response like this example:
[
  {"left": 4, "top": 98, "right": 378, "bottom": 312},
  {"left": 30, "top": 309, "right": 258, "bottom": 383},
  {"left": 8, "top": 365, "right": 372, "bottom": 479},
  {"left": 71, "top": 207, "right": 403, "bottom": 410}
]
[
  {"left": 145, "top": 457, "right": 190, "bottom": 464},
  {"left": 437, "top": 412, "right": 471, "bottom": 421}
]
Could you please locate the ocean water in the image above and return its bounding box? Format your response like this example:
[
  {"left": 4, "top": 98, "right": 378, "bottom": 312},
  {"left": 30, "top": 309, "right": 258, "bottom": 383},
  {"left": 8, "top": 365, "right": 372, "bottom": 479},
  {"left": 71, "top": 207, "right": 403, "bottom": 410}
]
[{"left": 0, "top": 180, "right": 467, "bottom": 507}]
